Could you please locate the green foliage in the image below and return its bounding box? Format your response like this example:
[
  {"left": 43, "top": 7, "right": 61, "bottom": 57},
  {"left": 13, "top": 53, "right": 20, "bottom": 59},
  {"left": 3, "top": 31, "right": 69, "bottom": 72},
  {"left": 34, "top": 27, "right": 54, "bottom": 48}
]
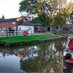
[
  {"left": 19, "top": 0, "right": 68, "bottom": 26},
  {"left": 54, "top": 13, "right": 66, "bottom": 25},
  {"left": 36, "top": 2, "right": 43, "bottom": 15},
  {"left": 31, "top": 13, "right": 52, "bottom": 25},
  {"left": 30, "top": 17, "right": 41, "bottom": 24},
  {"left": 39, "top": 13, "right": 52, "bottom": 25},
  {"left": 64, "top": 3, "right": 73, "bottom": 15},
  {"left": 19, "top": 0, "right": 37, "bottom": 14}
]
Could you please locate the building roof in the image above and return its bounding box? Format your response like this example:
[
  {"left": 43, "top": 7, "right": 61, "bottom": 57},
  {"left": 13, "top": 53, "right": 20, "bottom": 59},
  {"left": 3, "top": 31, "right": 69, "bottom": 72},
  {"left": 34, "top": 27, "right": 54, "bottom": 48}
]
[
  {"left": 18, "top": 21, "right": 34, "bottom": 26},
  {"left": 0, "top": 18, "right": 16, "bottom": 22}
]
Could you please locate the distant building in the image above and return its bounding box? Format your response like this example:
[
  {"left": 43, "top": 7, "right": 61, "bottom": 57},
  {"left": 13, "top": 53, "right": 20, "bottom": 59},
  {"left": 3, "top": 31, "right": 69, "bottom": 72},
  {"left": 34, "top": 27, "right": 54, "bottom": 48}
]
[
  {"left": 0, "top": 15, "right": 17, "bottom": 36},
  {"left": 0, "top": 15, "right": 48, "bottom": 36},
  {"left": 63, "top": 24, "right": 73, "bottom": 32},
  {"left": 18, "top": 21, "right": 34, "bottom": 35}
]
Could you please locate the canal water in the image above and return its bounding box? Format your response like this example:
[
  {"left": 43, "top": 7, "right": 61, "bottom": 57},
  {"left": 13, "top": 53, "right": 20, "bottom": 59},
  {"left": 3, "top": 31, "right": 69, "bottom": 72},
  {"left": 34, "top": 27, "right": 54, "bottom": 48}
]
[{"left": 0, "top": 39, "right": 69, "bottom": 73}]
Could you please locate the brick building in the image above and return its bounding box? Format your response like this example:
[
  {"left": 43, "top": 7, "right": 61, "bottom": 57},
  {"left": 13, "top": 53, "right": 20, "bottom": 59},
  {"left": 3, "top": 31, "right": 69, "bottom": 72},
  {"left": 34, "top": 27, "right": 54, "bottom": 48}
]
[{"left": 0, "top": 16, "right": 17, "bottom": 36}]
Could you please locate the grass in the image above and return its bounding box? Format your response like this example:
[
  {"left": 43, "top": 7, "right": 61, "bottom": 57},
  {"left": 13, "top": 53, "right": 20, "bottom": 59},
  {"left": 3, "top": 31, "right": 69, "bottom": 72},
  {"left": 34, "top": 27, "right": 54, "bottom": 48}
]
[
  {"left": 58, "top": 31, "right": 73, "bottom": 36},
  {"left": 0, "top": 33, "right": 58, "bottom": 44}
]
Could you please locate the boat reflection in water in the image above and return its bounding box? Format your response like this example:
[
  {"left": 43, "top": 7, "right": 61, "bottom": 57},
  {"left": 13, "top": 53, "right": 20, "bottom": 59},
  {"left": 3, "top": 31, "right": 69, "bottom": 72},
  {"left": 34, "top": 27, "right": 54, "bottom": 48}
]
[
  {"left": 0, "top": 40, "right": 65, "bottom": 73},
  {"left": 63, "top": 36, "right": 73, "bottom": 73}
]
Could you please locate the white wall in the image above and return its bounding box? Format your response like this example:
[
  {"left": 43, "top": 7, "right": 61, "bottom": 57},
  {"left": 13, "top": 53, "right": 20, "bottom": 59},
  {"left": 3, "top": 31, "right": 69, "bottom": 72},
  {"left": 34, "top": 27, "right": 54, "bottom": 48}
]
[{"left": 18, "top": 25, "right": 34, "bottom": 35}]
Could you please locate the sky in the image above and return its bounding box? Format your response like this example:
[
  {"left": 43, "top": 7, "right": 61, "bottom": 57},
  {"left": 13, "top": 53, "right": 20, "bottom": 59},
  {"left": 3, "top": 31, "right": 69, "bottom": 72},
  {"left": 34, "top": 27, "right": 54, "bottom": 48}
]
[
  {"left": 0, "top": 0, "right": 73, "bottom": 19},
  {"left": 71, "top": 0, "right": 73, "bottom": 2},
  {"left": 0, "top": 0, "right": 21, "bottom": 19}
]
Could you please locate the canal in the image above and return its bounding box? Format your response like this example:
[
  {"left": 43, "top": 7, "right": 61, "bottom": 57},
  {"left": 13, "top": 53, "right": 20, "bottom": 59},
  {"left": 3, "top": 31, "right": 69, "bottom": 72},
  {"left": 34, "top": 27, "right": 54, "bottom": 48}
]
[{"left": 0, "top": 39, "right": 69, "bottom": 73}]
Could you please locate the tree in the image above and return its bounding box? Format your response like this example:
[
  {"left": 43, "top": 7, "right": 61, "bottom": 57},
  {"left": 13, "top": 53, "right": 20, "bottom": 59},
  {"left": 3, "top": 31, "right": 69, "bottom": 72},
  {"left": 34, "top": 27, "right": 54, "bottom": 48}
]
[
  {"left": 19, "top": 0, "right": 68, "bottom": 26},
  {"left": 64, "top": 3, "right": 73, "bottom": 24},
  {"left": 19, "top": 0, "right": 37, "bottom": 15},
  {"left": 64, "top": 3, "right": 73, "bottom": 15}
]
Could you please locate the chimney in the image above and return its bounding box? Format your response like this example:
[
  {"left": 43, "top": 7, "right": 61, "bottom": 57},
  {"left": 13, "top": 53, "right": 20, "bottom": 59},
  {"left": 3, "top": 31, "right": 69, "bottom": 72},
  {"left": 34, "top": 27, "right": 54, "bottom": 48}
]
[{"left": 2, "top": 14, "right": 4, "bottom": 19}]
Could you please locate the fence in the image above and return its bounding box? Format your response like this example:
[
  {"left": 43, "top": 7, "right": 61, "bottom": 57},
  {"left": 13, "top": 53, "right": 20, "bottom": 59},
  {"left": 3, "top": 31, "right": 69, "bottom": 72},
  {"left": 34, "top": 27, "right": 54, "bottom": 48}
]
[
  {"left": 0, "top": 30, "right": 33, "bottom": 36},
  {"left": 0, "top": 31, "right": 23, "bottom": 36}
]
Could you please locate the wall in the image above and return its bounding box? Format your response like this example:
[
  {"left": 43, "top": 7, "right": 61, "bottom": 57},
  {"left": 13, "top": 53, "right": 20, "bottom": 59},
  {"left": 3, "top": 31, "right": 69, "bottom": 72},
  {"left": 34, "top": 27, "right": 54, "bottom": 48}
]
[
  {"left": 0, "top": 22, "right": 17, "bottom": 36},
  {"left": 18, "top": 25, "right": 34, "bottom": 35}
]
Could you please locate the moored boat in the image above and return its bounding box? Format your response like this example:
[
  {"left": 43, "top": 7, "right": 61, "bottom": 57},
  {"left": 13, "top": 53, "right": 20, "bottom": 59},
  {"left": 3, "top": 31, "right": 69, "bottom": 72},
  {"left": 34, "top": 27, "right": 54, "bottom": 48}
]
[{"left": 64, "top": 35, "right": 73, "bottom": 64}]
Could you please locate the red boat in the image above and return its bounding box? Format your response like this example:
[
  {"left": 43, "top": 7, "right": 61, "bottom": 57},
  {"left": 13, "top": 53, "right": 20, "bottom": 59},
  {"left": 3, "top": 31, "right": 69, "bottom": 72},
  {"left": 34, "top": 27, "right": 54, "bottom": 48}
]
[{"left": 64, "top": 36, "right": 73, "bottom": 64}]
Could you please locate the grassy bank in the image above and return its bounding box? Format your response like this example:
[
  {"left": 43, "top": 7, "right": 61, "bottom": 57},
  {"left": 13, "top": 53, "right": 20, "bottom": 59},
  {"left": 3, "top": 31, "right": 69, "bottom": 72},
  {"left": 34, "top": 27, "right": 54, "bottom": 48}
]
[
  {"left": 58, "top": 31, "right": 73, "bottom": 36},
  {"left": 0, "top": 33, "right": 60, "bottom": 47}
]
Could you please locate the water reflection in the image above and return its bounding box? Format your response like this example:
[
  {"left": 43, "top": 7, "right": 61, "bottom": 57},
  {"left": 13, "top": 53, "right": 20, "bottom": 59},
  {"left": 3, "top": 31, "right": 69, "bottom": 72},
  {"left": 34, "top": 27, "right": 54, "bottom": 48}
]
[
  {"left": 0, "top": 49, "right": 25, "bottom": 73},
  {"left": 63, "top": 62, "right": 73, "bottom": 73},
  {"left": 0, "top": 40, "right": 65, "bottom": 73},
  {"left": 63, "top": 69, "right": 73, "bottom": 73},
  {"left": 19, "top": 41, "right": 64, "bottom": 73}
]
